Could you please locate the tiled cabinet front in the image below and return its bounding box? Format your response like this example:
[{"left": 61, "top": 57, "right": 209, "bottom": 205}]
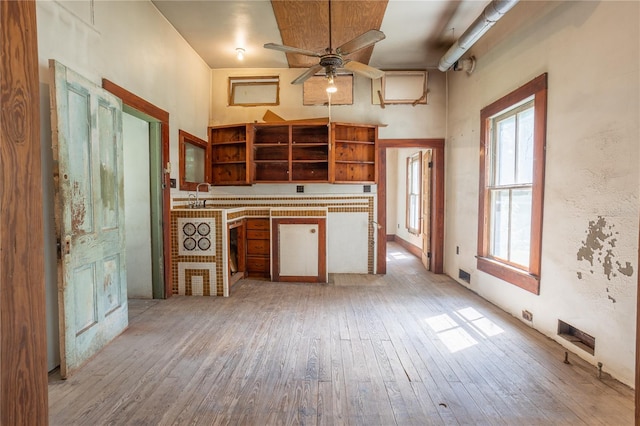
[{"left": 171, "top": 210, "right": 222, "bottom": 296}]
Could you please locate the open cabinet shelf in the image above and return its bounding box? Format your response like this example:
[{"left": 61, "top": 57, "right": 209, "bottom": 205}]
[
  {"left": 209, "top": 124, "right": 251, "bottom": 185},
  {"left": 209, "top": 121, "right": 377, "bottom": 185},
  {"left": 331, "top": 123, "right": 378, "bottom": 183}
]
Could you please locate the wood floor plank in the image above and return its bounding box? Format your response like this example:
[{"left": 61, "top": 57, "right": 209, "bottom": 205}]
[{"left": 48, "top": 242, "right": 634, "bottom": 425}]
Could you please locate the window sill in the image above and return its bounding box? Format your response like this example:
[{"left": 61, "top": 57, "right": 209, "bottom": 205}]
[{"left": 476, "top": 256, "right": 540, "bottom": 295}]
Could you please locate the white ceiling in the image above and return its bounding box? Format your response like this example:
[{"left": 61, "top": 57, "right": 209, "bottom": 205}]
[{"left": 151, "top": 0, "right": 490, "bottom": 71}]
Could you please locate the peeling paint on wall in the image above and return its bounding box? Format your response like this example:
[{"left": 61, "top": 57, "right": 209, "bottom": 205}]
[{"left": 576, "top": 216, "right": 635, "bottom": 303}]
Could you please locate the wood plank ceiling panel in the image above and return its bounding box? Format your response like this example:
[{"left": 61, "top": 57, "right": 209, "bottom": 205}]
[{"left": 270, "top": 0, "right": 388, "bottom": 69}]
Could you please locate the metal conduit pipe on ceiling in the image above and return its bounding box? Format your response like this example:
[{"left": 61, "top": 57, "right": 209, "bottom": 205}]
[{"left": 438, "top": 0, "right": 520, "bottom": 72}]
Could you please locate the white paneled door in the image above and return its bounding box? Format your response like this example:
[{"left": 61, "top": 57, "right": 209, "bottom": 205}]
[{"left": 50, "top": 60, "right": 128, "bottom": 378}]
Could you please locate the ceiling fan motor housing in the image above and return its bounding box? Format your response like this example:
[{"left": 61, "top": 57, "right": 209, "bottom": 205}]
[{"left": 320, "top": 54, "right": 344, "bottom": 69}]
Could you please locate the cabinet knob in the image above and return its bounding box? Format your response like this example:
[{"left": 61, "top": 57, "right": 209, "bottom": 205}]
[{"left": 310, "top": 229, "right": 316, "bottom": 234}]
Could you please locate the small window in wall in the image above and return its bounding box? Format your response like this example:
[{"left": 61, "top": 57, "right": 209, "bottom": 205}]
[
  {"left": 477, "top": 73, "right": 547, "bottom": 294},
  {"left": 228, "top": 76, "right": 279, "bottom": 106},
  {"left": 406, "top": 152, "right": 422, "bottom": 235},
  {"left": 179, "top": 130, "right": 209, "bottom": 191}
]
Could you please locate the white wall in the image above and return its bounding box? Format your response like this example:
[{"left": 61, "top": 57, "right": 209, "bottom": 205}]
[
  {"left": 37, "top": 0, "right": 211, "bottom": 368},
  {"left": 123, "top": 113, "right": 153, "bottom": 299},
  {"left": 444, "top": 1, "right": 639, "bottom": 386},
  {"left": 385, "top": 149, "right": 399, "bottom": 232}
]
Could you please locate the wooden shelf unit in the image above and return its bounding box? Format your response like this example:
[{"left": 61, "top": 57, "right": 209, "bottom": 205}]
[
  {"left": 246, "top": 218, "right": 270, "bottom": 278},
  {"left": 209, "top": 122, "right": 377, "bottom": 185},
  {"left": 252, "top": 123, "right": 329, "bottom": 183},
  {"left": 331, "top": 123, "right": 378, "bottom": 183},
  {"left": 209, "top": 124, "right": 250, "bottom": 185}
]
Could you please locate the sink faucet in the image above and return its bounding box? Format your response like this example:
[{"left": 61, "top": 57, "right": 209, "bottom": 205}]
[{"left": 195, "top": 183, "right": 211, "bottom": 208}]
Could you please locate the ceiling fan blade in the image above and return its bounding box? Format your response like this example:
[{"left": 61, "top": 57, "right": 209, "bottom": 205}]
[
  {"left": 344, "top": 61, "right": 385, "bottom": 80},
  {"left": 291, "top": 64, "right": 324, "bottom": 85},
  {"left": 336, "top": 30, "right": 386, "bottom": 56},
  {"left": 264, "top": 43, "right": 322, "bottom": 58}
]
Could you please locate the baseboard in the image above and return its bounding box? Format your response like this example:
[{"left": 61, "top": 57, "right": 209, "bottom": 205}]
[{"left": 388, "top": 234, "right": 422, "bottom": 259}]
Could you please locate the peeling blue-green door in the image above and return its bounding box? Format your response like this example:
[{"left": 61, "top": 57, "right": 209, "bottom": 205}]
[{"left": 50, "top": 60, "right": 128, "bottom": 378}]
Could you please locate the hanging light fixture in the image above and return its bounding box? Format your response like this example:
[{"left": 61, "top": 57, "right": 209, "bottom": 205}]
[
  {"left": 235, "top": 47, "right": 245, "bottom": 61},
  {"left": 326, "top": 68, "right": 337, "bottom": 93}
]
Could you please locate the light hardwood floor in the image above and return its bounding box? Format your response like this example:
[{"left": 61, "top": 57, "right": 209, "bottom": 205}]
[{"left": 49, "top": 242, "right": 634, "bottom": 425}]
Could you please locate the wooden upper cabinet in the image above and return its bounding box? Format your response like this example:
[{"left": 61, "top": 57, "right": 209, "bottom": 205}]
[
  {"left": 253, "top": 123, "right": 329, "bottom": 183},
  {"left": 209, "top": 124, "right": 251, "bottom": 185},
  {"left": 331, "top": 123, "right": 378, "bottom": 184},
  {"left": 209, "top": 122, "right": 377, "bottom": 185}
]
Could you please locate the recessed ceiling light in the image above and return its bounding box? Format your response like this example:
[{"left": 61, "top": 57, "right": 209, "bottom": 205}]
[{"left": 236, "top": 48, "right": 245, "bottom": 61}]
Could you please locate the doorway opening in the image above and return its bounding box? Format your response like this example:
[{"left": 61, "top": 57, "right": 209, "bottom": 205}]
[
  {"left": 103, "top": 79, "right": 172, "bottom": 299},
  {"left": 376, "top": 139, "right": 445, "bottom": 275},
  {"left": 123, "top": 109, "right": 163, "bottom": 299}
]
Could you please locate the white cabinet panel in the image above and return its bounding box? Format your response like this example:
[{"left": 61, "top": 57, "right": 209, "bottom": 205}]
[{"left": 279, "top": 224, "right": 319, "bottom": 277}]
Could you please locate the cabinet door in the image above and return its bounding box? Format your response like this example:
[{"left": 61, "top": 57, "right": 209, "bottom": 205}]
[{"left": 272, "top": 218, "right": 326, "bottom": 283}]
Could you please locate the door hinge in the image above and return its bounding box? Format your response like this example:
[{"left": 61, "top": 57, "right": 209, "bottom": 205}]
[
  {"left": 428, "top": 161, "right": 433, "bottom": 168},
  {"left": 427, "top": 252, "right": 431, "bottom": 259}
]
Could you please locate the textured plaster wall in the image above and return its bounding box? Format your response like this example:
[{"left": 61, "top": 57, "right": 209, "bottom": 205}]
[{"left": 444, "top": 1, "right": 639, "bottom": 386}]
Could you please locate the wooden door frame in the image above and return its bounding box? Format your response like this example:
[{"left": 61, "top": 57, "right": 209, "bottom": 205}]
[
  {"left": 377, "top": 139, "right": 445, "bottom": 275},
  {"left": 1, "top": 0, "right": 48, "bottom": 422},
  {"left": 102, "top": 80, "right": 172, "bottom": 299}
]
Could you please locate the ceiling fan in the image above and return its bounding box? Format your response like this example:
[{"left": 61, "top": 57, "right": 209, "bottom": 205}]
[{"left": 264, "top": 1, "right": 386, "bottom": 85}]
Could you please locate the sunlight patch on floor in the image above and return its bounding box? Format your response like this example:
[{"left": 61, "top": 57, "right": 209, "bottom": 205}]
[
  {"left": 455, "top": 306, "right": 505, "bottom": 338},
  {"left": 425, "top": 307, "right": 504, "bottom": 353},
  {"left": 387, "top": 251, "right": 410, "bottom": 261}
]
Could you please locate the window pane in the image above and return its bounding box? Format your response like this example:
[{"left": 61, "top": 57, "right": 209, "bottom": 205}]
[
  {"left": 494, "top": 116, "right": 516, "bottom": 186},
  {"left": 516, "top": 107, "right": 534, "bottom": 184},
  {"left": 510, "top": 189, "right": 532, "bottom": 267},
  {"left": 409, "top": 194, "right": 419, "bottom": 230},
  {"left": 411, "top": 159, "right": 420, "bottom": 193},
  {"left": 185, "top": 143, "right": 205, "bottom": 182},
  {"left": 490, "top": 189, "right": 510, "bottom": 260}
]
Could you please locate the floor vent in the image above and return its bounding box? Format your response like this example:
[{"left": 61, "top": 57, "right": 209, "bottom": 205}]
[
  {"left": 558, "top": 320, "right": 595, "bottom": 355},
  {"left": 458, "top": 269, "right": 471, "bottom": 283}
]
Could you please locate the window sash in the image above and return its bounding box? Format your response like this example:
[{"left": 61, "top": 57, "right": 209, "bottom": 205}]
[
  {"left": 406, "top": 152, "right": 422, "bottom": 234},
  {"left": 488, "top": 187, "right": 532, "bottom": 268}
]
